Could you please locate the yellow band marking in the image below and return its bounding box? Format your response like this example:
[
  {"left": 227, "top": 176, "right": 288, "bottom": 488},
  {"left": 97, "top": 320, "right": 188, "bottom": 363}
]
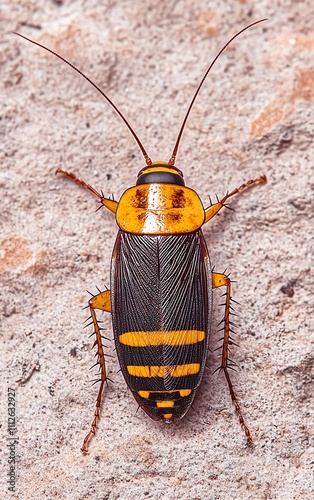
[
  {"left": 163, "top": 414, "right": 173, "bottom": 419},
  {"left": 171, "top": 364, "right": 200, "bottom": 377},
  {"left": 138, "top": 389, "right": 192, "bottom": 399},
  {"left": 127, "top": 363, "right": 200, "bottom": 378},
  {"left": 138, "top": 391, "right": 150, "bottom": 399},
  {"left": 142, "top": 166, "right": 179, "bottom": 175},
  {"left": 179, "top": 389, "right": 192, "bottom": 397},
  {"left": 119, "top": 330, "right": 205, "bottom": 347},
  {"left": 156, "top": 401, "right": 175, "bottom": 408}
]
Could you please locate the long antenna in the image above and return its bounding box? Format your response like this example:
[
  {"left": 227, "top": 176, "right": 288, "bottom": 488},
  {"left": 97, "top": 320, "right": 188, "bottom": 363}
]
[
  {"left": 14, "top": 32, "right": 152, "bottom": 166},
  {"left": 168, "top": 19, "right": 267, "bottom": 166}
]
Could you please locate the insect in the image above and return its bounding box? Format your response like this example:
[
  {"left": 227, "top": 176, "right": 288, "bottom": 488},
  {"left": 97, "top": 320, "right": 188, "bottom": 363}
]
[{"left": 16, "top": 19, "right": 267, "bottom": 453}]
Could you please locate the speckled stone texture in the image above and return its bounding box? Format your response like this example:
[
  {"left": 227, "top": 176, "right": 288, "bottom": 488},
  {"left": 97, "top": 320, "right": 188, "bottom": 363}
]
[{"left": 1, "top": 1, "right": 313, "bottom": 499}]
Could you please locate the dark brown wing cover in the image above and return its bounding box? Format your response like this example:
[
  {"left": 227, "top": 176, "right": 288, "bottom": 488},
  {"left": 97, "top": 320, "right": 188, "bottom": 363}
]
[{"left": 110, "top": 230, "right": 212, "bottom": 420}]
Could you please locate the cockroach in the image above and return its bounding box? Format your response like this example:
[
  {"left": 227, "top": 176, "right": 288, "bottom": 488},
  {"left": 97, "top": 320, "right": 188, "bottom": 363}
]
[{"left": 16, "top": 19, "right": 267, "bottom": 452}]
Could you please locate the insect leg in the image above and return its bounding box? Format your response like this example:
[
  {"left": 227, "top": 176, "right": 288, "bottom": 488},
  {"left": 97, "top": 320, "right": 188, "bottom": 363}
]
[
  {"left": 204, "top": 174, "right": 266, "bottom": 223},
  {"left": 212, "top": 272, "right": 252, "bottom": 445},
  {"left": 56, "top": 169, "right": 118, "bottom": 214},
  {"left": 82, "top": 289, "right": 111, "bottom": 453}
]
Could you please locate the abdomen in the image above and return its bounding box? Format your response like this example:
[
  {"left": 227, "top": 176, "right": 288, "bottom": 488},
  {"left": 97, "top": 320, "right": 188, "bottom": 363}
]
[{"left": 111, "top": 230, "right": 212, "bottom": 421}]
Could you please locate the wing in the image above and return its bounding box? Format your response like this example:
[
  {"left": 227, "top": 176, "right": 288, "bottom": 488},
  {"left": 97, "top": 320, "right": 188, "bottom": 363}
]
[{"left": 111, "top": 230, "right": 212, "bottom": 392}]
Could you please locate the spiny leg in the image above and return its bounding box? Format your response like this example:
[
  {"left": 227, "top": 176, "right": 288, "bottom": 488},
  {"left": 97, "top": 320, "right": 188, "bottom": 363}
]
[
  {"left": 81, "top": 289, "right": 111, "bottom": 453},
  {"left": 205, "top": 175, "right": 266, "bottom": 223},
  {"left": 56, "top": 168, "right": 115, "bottom": 451},
  {"left": 56, "top": 169, "right": 118, "bottom": 214},
  {"left": 212, "top": 272, "right": 252, "bottom": 445}
]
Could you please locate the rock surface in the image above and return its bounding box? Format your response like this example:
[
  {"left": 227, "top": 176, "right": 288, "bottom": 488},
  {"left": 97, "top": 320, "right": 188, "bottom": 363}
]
[{"left": 1, "top": 1, "right": 313, "bottom": 499}]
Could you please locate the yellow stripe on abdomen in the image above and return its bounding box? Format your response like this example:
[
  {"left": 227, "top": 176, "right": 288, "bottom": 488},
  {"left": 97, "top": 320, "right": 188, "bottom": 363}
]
[
  {"left": 156, "top": 401, "right": 175, "bottom": 408},
  {"left": 127, "top": 363, "right": 200, "bottom": 378},
  {"left": 137, "top": 389, "right": 192, "bottom": 399},
  {"left": 119, "top": 330, "right": 205, "bottom": 347}
]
